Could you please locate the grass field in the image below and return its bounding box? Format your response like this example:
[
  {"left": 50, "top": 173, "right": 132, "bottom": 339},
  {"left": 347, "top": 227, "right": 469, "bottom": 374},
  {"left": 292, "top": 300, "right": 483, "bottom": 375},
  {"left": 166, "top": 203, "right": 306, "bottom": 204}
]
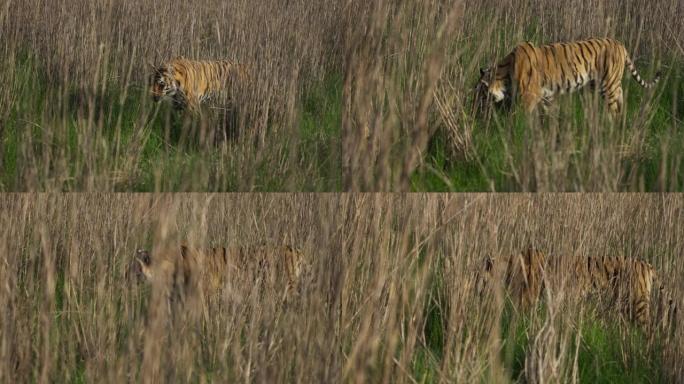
[
  {"left": 1, "top": 0, "right": 683, "bottom": 191},
  {"left": 0, "top": 194, "right": 682, "bottom": 382},
  {"left": 0, "top": 0, "right": 346, "bottom": 191},
  {"left": 341, "top": 0, "right": 684, "bottom": 191}
]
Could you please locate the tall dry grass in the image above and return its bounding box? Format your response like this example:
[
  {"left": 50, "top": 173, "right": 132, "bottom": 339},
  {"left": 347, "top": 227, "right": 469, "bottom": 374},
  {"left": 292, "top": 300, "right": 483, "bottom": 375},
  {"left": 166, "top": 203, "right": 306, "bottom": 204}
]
[
  {"left": 1, "top": 194, "right": 682, "bottom": 382},
  {"left": 2, "top": 0, "right": 683, "bottom": 191}
]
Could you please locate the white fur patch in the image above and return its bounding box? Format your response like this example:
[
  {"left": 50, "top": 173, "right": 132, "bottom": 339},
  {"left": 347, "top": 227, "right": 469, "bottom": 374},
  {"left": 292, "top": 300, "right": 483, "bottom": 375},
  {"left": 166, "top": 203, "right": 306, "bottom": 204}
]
[{"left": 491, "top": 88, "right": 505, "bottom": 102}]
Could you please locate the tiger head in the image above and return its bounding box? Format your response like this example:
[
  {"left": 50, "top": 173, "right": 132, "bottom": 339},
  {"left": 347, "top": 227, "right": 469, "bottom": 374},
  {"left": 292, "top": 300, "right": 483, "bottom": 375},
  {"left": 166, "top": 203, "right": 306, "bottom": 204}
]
[
  {"left": 149, "top": 64, "right": 182, "bottom": 104},
  {"left": 127, "top": 248, "right": 153, "bottom": 282},
  {"left": 473, "top": 67, "right": 508, "bottom": 115}
]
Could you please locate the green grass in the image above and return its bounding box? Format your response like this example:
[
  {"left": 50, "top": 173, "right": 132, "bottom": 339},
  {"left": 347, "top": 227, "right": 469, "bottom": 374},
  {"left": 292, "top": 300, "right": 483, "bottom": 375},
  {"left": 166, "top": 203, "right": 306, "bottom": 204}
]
[
  {"left": 298, "top": 72, "right": 344, "bottom": 190},
  {"left": 411, "top": 298, "right": 668, "bottom": 383}
]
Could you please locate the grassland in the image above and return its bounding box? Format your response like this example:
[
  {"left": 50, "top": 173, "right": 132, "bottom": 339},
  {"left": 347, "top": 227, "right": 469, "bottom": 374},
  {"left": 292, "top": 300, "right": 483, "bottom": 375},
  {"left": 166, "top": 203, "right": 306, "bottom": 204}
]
[
  {"left": 341, "top": 0, "right": 684, "bottom": 191},
  {"left": 0, "top": 0, "right": 346, "bottom": 191},
  {"left": 0, "top": 194, "right": 682, "bottom": 382},
  {"left": 1, "top": 0, "right": 683, "bottom": 191}
]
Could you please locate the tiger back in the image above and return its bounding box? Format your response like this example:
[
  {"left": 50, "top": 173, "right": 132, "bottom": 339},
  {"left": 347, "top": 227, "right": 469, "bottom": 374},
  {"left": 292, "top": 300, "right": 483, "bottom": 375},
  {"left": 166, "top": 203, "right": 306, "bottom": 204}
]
[{"left": 474, "top": 38, "right": 660, "bottom": 115}]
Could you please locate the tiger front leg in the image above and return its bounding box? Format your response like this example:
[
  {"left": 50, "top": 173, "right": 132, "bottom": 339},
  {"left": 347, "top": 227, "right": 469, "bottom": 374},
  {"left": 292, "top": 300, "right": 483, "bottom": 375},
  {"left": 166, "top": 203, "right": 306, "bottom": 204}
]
[
  {"left": 521, "top": 91, "right": 543, "bottom": 114},
  {"left": 185, "top": 95, "right": 203, "bottom": 114}
]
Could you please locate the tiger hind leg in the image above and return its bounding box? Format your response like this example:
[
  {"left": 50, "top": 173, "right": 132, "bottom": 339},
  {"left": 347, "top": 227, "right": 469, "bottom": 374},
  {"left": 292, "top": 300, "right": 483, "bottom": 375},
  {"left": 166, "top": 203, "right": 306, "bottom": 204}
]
[
  {"left": 632, "top": 297, "right": 652, "bottom": 331},
  {"left": 602, "top": 84, "right": 624, "bottom": 116}
]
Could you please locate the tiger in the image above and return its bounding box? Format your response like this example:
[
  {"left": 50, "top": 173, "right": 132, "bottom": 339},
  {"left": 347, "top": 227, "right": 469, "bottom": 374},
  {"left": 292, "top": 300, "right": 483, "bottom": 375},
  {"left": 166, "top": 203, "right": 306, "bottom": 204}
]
[
  {"left": 128, "top": 243, "right": 305, "bottom": 301},
  {"left": 149, "top": 58, "right": 249, "bottom": 112},
  {"left": 477, "top": 247, "right": 547, "bottom": 311},
  {"left": 478, "top": 249, "right": 676, "bottom": 332},
  {"left": 573, "top": 256, "right": 676, "bottom": 332},
  {"left": 474, "top": 38, "right": 661, "bottom": 116}
]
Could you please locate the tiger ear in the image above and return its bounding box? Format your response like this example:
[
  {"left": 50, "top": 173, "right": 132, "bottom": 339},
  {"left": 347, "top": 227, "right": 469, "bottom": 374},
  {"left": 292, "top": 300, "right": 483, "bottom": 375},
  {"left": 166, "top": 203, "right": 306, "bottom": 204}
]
[
  {"left": 147, "top": 61, "right": 160, "bottom": 74},
  {"left": 180, "top": 245, "right": 189, "bottom": 259},
  {"left": 480, "top": 67, "right": 490, "bottom": 76},
  {"left": 484, "top": 256, "right": 495, "bottom": 272},
  {"left": 136, "top": 249, "right": 151, "bottom": 266},
  {"left": 136, "top": 258, "right": 153, "bottom": 280}
]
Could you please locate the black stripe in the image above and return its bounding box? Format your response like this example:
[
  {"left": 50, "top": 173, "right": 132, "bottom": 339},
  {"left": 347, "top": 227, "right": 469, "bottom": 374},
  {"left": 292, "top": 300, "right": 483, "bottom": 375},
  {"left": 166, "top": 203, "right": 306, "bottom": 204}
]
[{"left": 572, "top": 47, "right": 587, "bottom": 72}]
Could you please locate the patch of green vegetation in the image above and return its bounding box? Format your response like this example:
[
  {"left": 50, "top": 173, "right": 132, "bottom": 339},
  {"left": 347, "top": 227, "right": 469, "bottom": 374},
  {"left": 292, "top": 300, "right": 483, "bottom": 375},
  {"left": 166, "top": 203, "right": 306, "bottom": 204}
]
[
  {"left": 1, "top": 53, "right": 48, "bottom": 189},
  {"left": 577, "top": 319, "right": 663, "bottom": 384},
  {"left": 298, "top": 72, "right": 343, "bottom": 190},
  {"left": 412, "top": 293, "right": 667, "bottom": 384},
  {"left": 411, "top": 345, "right": 441, "bottom": 383}
]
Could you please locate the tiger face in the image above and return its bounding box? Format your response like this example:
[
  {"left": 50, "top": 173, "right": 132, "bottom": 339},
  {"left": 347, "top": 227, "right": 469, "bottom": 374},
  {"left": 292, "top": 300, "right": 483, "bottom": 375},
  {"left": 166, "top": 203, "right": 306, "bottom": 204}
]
[
  {"left": 149, "top": 65, "right": 183, "bottom": 106},
  {"left": 478, "top": 68, "right": 506, "bottom": 102},
  {"left": 133, "top": 248, "right": 153, "bottom": 279},
  {"left": 473, "top": 67, "right": 510, "bottom": 115}
]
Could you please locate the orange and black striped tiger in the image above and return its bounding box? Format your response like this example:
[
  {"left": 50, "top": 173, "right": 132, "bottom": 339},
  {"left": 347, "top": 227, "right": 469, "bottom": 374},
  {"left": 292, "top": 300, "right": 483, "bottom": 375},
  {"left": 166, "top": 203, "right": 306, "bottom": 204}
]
[
  {"left": 149, "top": 58, "right": 248, "bottom": 112},
  {"left": 128, "top": 243, "right": 304, "bottom": 301},
  {"left": 474, "top": 38, "right": 661, "bottom": 115},
  {"left": 574, "top": 256, "right": 676, "bottom": 332},
  {"left": 478, "top": 249, "right": 676, "bottom": 332}
]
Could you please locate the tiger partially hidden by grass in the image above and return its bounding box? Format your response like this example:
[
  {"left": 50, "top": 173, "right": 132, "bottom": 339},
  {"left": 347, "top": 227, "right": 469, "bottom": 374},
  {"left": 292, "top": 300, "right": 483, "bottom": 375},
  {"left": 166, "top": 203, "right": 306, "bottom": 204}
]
[
  {"left": 478, "top": 247, "right": 547, "bottom": 312},
  {"left": 149, "top": 58, "right": 249, "bottom": 112},
  {"left": 128, "top": 243, "right": 305, "bottom": 305},
  {"left": 479, "top": 248, "right": 677, "bottom": 333},
  {"left": 573, "top": 255, "right": 677, "bottom": 333},
  {"left": 474, "top": 38, "right": 661, "bottom": 116}
]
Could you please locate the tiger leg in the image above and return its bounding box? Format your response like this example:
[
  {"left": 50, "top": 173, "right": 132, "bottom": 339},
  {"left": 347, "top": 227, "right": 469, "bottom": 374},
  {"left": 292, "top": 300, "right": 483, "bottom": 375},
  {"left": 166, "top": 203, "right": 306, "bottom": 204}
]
[
  {"left": 601, "top": 64, "right": 626, "bottom": 116},
  {"left": 604, "top": 87, "right": 624, "bottom": 116},
  {"left": 187, "top": 96, "right": 201, "bottom": 113},
  {"left": 629, "top": 264, "right": 654, "bottom": 331},
  {"left": 540, "top": 96, "right": 560, "bottom": 121},
  {"left": 632, "top": 296, "right": 651, "bottom": 331},
  {"left": 521, "top": 91, "right": 542, "bottom": 114}
]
